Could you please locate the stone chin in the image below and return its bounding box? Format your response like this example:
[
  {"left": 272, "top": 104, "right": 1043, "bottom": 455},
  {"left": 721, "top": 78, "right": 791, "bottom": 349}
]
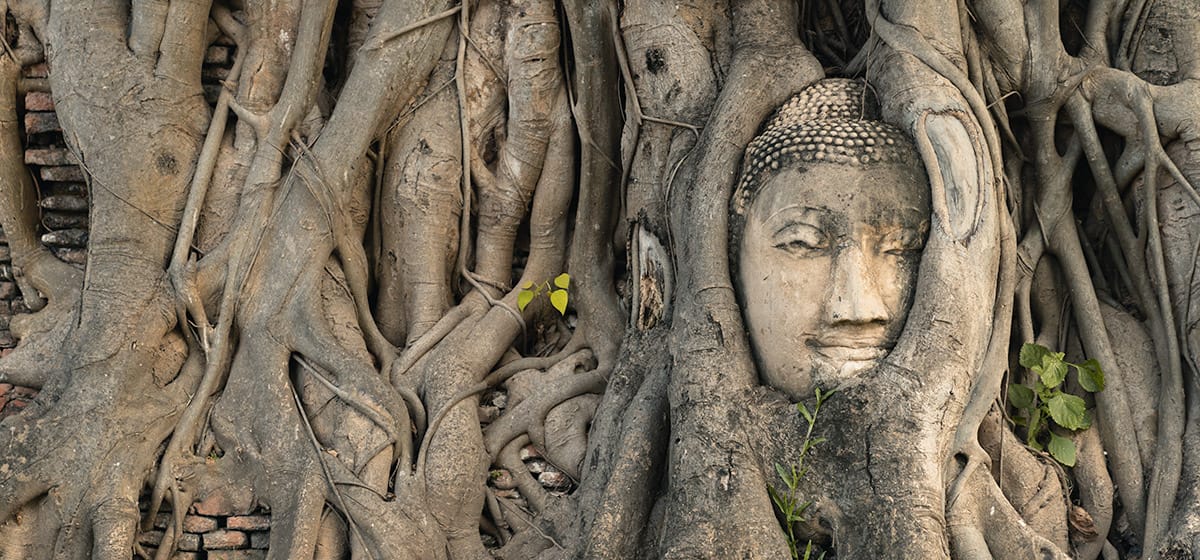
[
  {"left": 759, "top": 345, "right": 893, "bottom": 400},
  {"left": 807, "top": 345, "right": 892, "bottom": 393}
]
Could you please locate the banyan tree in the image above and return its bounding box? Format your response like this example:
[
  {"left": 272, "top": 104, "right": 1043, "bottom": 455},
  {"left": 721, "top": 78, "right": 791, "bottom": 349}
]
[{"left": 0, "top": 0, "right": 1199, "bottom": 558}]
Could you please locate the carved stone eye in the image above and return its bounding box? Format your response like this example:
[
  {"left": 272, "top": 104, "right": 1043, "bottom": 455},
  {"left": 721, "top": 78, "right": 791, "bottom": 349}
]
[
  {"left": 877, "top": 227, "right": 924, "bottom": 256},
  {"left": 772, "top": 223, "right": 829, "bottom": 256}
]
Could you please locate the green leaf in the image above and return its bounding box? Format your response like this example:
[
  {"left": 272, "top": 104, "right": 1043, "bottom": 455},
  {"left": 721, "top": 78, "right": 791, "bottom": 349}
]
[
  {"left": 768, "top": 485, "right": 787, "bottom": 512},
  {"left": 554, "top": 272, "right": 570, "bottom": 289},
  {"left": 795, "top": 500, "right": 813, "bottom": 519},
  {"left": 1045, "top": 392, "right": 1088, "bottom": 430},
  {"left": 549, "top": 289, "right": 568, "bottom": 315},
  {"left": 1008, "top": 383, "right": 1035, "bottom": 409},
  {"left": 775, "top": 463, "right": 791, "bottom": 485},
  {"left": 797, "top": 403, "right": 814, "bottom": 424},
  {"left": 1027, "top": 408, "right": 1043, "bottom": 447},
  {"left": 1076, "top": 359, "right": 1105, "bottom": 392},
  {"left": 517, "top": 289, "right": 534, "bottom": 312},
  {"left": 1079, "top": 409, "right": 1093, "bottom": 430},
  {"left": 1019, "top": 343, "right": 1051, "bottom": 369},
  {"left": 1047, "top": 432, "right": 1077, "bottom": 466},
  {"left": 520, "top": 280, "right": 535, "bottom": 290},
  {"left": 1038, "top": 358, "right": 1069, "bottom": 389}
]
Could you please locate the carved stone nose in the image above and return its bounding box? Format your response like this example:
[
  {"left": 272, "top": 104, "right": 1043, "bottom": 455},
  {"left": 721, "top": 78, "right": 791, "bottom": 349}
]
[{"left": 826, "top": 246, "right": 890, "bottom": 325}]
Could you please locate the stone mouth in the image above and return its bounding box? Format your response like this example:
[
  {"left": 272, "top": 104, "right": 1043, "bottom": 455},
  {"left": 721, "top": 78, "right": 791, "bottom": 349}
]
[{"left": 809, "top": 336, "right": 892, "bottom": 364}]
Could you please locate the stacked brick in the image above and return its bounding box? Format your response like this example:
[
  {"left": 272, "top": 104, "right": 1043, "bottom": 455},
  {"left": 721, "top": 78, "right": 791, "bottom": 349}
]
[
  {"left": 0, "top": 62, "right": 89, "bottom": 357},
  {"left": 0, "top": 230, "right": 11, "bottom": 351},
  {"left": 137, "top": 512, "right": 270, "bottom": 560},
  {"left": 0, "top": 382, "right": 36, "bottom": 416},
  {"left": 23, "top": 68, "right": 90, "bottom": 267}
]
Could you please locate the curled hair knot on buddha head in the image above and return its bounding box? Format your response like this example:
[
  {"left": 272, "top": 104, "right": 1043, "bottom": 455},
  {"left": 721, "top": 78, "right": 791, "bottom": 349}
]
[{"left": 731, "top": 78, "right": 923, "bottom": 218}]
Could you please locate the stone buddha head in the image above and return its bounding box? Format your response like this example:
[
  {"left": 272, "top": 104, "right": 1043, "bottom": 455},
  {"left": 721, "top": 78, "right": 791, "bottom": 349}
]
[{"left": 731, "top": 79, "right": 931, "bottom": 400}]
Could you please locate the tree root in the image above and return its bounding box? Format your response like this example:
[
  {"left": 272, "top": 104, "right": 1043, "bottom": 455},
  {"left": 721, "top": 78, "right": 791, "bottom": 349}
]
[
  {"left": 484, "top": 369, "right": 606, "bottom": 469},
  {"left": 947, "top": 465, "right": 1072, "bottom": 559},
  {"left": 497, "top": 434, "right": 548, "bottom": 514},
  {"left": 0, "top": 322, "right": 196, "bottom": 559}
]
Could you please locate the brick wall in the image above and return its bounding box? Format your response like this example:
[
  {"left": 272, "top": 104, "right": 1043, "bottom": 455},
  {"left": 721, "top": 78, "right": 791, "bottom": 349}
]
[
  {"left": 0, "top": 41, "right": 268, "bottom": 560},
  {"left": 138, "top": 512, "right": 269, "bottom": 560}
]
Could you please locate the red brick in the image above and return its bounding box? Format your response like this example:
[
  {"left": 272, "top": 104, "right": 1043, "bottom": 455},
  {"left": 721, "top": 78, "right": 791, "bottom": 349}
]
[
  {"left": 138, "top": 530, "right": 163, "bottom": 546},
  {"left": 205, "top": 45, "right": 232, "bottom": 65},
  {"left": 24, "top": 112, "right": 59, "bottom": 134},
  {"left": 207, "top": 551, "right": 265, "bottom": 560},
  {"left": 3, "top": 399, "right": 27, "bottom": 414},
  {"left": 249, "top": 531, "right": 269, "bottom": 549},
  {"left": 191, "top": 490, "right": 254, "bottom": 516},
  {"left": 22, "top": 63, "right": 47, "bottom": 78},
  {"left": 203, "top": 529, "right": 248, "bottom": 549},
  {"left": 0, "top": 383, "right": 10, "bottom": 399},
  {"left": 39, "top": 195, "right": 87, "bottom": 211},
  {"left": 178, "top": 533, "right": 201, "bottom": 551},
  {"left": 25, "top": 147, "right": 74, "bottom": 166},
  {"left": 182, "top": 514, "right": 218, "bottom": 533},
  {"left": 44, "top": 182, "right": 88, "bottom": 197},
  {"left": 52, "top": 248, "right": 87, "bottom": 265},
  {"left": 39, "top": 166, "right": 85, "bottom": 182},
  {"left": 41, "top": 212, "right": 88, "bottom": 229},
  {"left": 225, "top": 515, "right": 269, "bottom": 531},
  {"left": 202, "top": 66, "right": 230, "bottom": 81},
  {"left": 23, "top": 91, "right": 54, "bottom": 111},
  {"left": 40, "top": 229, "right": 87, "bottom": 248}
]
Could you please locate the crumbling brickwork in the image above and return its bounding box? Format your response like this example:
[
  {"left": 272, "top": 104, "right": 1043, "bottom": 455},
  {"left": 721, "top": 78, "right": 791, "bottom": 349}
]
[{"left": 0, "top": 41, "right": 274, "bottom": 560}]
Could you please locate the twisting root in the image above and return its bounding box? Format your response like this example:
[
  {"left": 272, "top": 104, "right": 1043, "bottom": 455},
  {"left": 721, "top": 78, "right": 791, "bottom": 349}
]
[
  {"left": 168, "top": 50, "right": 246, "bottom": 354},
  {"left": 290, "top": 381, "right": 374, "bottom": 560},
  {"left": 413, "top": 347, "right": 591, "bottom": 479},
  {"left": 295, "top": 356, "right": 410, "bottom": 469},
  {"left": 389, "top": 304, "right": 471, "bottom": 387},
  {"left": 1137, "top": 103, "right": 1186, "bottom": 556},
  {"left": 484, "top": 367, "right": 607, "bottom": 462},
  {"left": 497, "top": 435, "right": 550, "bottom": 514}
]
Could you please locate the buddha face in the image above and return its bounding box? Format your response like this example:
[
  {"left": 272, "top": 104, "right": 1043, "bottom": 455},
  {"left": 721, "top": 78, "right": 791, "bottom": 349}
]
[{"left": 738, "top": 162, "right": 930, "bottom": 399}]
